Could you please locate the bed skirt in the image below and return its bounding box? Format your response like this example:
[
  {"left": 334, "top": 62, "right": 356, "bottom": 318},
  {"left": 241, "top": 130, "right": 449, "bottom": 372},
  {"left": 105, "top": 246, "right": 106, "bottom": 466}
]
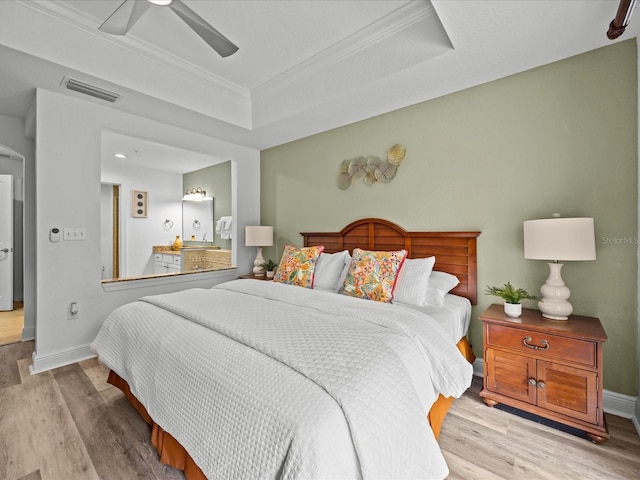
[{"left": 107, "top": 336, "right": 476, "bottom": 480}]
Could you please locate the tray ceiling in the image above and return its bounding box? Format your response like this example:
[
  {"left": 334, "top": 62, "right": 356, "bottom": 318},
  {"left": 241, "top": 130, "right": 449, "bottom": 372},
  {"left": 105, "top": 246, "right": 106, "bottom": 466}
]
[{"left": 0, "top": 0, "right": 637, "bottom": 152}]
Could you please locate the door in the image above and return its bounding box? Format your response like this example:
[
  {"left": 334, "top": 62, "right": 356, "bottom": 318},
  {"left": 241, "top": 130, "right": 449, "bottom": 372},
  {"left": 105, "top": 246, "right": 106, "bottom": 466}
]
[
  {"left": 537, "top": 360, "right": 598, "bottom": 424},
  {"left": 0, "top": 174, "right": 13, "bottom": 311},
  {"left": 486, "top": 348, "right": 537, "bottom": 404}
]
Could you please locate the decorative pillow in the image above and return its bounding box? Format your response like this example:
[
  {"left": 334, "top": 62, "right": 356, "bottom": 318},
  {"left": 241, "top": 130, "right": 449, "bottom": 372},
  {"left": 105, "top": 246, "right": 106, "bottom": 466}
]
[
  {"left": 313, "top": 251, "right": 351, "bottom": 292},
  {"left": 393, "top": 256, "right": 436, "bottom": 306},
  {"left": 339, "top": 248, "right": 407, "bottom": 303},
  {"left": 273, "top": 245, "right": 324, "bottom": 288},
  {"left": 426, "top": 271, "right": 460, "bottom": 306}
]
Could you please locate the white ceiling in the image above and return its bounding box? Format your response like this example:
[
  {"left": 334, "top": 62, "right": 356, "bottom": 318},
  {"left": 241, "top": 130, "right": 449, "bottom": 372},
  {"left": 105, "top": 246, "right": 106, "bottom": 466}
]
[{"left": 0, "top": 0, "right": 638, "bottom": 170}]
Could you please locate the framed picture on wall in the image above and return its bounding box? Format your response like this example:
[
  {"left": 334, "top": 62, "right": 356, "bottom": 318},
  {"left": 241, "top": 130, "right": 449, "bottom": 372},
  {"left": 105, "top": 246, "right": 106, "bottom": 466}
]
[{"left": 132, "top": 190, "right": 148, "bottom": 218}]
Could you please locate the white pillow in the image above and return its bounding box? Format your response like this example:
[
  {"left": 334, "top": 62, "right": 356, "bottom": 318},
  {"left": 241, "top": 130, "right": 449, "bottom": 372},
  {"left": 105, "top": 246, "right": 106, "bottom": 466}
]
[
  {"left": 393, "top": 257, "right": 435, "bottom": 306},
  {"left": 313, "top": 251, "right": 351, "bottom": 292},
  {"left": 426, "top": 271, "right": 460, "bottom": 306}
]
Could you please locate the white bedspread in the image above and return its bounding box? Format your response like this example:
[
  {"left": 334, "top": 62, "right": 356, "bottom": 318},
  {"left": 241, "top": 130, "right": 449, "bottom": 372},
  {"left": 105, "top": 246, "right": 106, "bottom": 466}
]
[{"left": 91, "top": 279, "right": 473, "bottom": 480}]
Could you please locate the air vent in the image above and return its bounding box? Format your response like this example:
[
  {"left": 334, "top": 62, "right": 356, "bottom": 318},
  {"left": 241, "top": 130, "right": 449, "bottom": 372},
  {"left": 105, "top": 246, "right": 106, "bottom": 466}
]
[{"left": 61, "top": 76, "right": 121, "bottom": 103}]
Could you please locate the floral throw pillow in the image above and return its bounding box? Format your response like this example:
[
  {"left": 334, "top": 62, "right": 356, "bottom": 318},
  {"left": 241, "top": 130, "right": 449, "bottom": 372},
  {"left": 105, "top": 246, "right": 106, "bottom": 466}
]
[
  {"left": 339, "top": 248, "right": 407, "bottom": 303},
  {"left": 273, "top": 245, "right": 324, "bottom": 288}
]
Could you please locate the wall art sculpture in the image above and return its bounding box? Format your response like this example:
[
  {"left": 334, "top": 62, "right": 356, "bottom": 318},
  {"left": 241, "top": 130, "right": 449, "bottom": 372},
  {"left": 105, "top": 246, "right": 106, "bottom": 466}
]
[{"left": 337, "top": 144, "right": 406, "bottom": 190}]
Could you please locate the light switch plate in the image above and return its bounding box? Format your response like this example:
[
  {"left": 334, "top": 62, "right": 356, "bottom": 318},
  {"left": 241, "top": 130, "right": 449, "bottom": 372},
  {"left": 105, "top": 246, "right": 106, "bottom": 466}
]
[{"left": 63, "top": 228, "right": 87, "bottom": 241}]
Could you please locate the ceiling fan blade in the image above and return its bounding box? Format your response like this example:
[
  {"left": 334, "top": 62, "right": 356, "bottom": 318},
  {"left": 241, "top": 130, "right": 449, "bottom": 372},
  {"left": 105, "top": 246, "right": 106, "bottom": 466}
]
[
  {"left": 99, "top": 0, "right": 151, "bottom": 35},
  {"left": 169, "top": 0, "right": 239, "bottom": 57}
]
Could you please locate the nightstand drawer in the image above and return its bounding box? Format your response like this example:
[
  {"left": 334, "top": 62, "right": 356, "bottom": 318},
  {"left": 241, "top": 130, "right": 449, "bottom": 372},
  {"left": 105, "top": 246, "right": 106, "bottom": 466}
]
[{"left": 486, "top": 324, "right": 596, "bottom": 367}]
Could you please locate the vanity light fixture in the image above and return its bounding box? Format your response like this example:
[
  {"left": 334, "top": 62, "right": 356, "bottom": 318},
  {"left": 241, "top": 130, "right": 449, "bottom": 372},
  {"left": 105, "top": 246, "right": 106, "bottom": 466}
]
[{"left": 182, "top": 187, "right": 209, "bottom": 201}]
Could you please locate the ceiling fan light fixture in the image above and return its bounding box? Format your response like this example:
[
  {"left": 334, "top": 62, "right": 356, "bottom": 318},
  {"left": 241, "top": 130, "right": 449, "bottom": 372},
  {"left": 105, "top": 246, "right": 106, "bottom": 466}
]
[{"left": 101, "top": 0, "right": 238, "bottom": 57}]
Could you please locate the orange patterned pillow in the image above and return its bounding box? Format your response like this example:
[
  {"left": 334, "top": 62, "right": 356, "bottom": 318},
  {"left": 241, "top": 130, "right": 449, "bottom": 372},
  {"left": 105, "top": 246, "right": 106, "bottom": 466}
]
[
  {"left": 273, "top": 245, "right": 324, "bottom": 288},
  {"left": 339, "top": 248, "right": 407, "bottom": 302}
]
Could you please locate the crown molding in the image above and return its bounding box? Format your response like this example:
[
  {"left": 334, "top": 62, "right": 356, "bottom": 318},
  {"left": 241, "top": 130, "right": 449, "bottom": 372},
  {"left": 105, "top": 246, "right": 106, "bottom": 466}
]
[
  {"left": 20, "top": 0, "right": 248, "bottom": 102},
  {"left": 252, "top": 1, "right": 438, "bottom": 102}
]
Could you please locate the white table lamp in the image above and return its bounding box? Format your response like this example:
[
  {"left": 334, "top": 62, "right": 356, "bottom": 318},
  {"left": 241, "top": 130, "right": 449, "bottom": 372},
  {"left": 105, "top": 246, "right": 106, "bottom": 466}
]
[
  {"left": 523, "top": 216, "right": 596, "bottom": 320},
  {"left": 245, "top": 226, "right": 273, "bottom": 276}
]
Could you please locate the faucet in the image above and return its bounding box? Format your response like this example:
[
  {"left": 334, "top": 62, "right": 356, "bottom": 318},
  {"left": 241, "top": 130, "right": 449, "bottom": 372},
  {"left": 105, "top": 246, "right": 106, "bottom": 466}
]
[{"left": 202, "top": 233, "right": 207, "bottom": 242}]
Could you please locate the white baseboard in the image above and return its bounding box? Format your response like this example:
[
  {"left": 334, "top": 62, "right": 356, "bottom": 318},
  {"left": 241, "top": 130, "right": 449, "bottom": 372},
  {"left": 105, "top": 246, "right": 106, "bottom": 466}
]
[
  {"left": 21, "top": 326, "right": 35, "bottom": 341},
  {"left": 472, "top": 359, "right": 638, "bottom": 421},
  {"left": 29, "top": 344, "right": 95, "bottom": 375},
  {"left": 473, "top": 358, "right": 484, "bottom": 377}
]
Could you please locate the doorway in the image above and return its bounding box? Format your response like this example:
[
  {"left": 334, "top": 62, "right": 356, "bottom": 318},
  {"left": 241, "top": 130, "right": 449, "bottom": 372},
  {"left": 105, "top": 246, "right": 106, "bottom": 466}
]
[
  {"left": 100, "top": 183, "right": 120, "bottom": 280},
  {"left": 0, "top": 147, "right": 25, "bottom": 345},
  {"left": 0, "top": 301, "right": 23, "bottom": 345},
  {"left": 0, "top": 173, "right": 13, "bottom": 311}
]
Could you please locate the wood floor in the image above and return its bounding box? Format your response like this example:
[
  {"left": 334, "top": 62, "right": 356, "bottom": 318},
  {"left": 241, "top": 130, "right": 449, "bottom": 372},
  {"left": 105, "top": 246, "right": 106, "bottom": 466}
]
[
  {"left": 1, "top": 341, "right": 639, "bottom": 480},
  {"left": 0, "top": 302, "right": 24, "bottom": 346}
]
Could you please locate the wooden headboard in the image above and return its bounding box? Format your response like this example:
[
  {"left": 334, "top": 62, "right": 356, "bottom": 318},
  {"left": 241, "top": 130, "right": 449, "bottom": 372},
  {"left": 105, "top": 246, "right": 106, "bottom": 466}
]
[{"left": 301, "top": 218, "right": 481, "bottom": 305}]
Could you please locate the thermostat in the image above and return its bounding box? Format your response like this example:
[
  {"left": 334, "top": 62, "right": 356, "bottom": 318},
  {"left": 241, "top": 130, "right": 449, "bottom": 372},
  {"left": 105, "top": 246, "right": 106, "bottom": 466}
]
[{"left": 50, "top": 227, "right": 60, "bottom": 242}]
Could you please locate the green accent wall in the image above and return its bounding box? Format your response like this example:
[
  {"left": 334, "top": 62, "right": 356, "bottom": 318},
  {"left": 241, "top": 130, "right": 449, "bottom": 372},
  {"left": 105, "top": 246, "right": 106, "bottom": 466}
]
[
  {"left": 261, "top": 40, "right": 638, "bottom": 396},
  {"left": 183, "top": 161, "right": 232, "bottom": 250}
]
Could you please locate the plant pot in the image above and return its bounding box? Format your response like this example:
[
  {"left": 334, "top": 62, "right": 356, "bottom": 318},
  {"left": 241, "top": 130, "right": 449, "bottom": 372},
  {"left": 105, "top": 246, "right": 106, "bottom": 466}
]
[
  {"left": 504, "top": 302, "right": 522, "bottom": 318},
  {"left": 266, "top": 271, "right": 275, "bottom": 279}
]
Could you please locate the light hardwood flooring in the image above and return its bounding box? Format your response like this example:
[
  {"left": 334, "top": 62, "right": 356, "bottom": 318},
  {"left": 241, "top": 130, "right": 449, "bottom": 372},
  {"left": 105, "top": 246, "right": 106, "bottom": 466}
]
[
  {"left": 1, "top": 341, "right": 639, "bottom": 480},
  {"left": 0, "top": 302, "right": 23, "bottom": 346},
  {"left": 439, "top": 378, "right": 640, "bottom": 479}
]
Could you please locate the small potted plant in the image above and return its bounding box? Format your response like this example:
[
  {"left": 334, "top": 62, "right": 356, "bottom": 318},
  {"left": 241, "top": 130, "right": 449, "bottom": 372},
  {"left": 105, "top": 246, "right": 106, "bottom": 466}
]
[
  {"left": 262, "top": 259, "right": 278, "bottom": 279},
  {"left": 485, "top": 282, "right": 538, "bottom": 318}
]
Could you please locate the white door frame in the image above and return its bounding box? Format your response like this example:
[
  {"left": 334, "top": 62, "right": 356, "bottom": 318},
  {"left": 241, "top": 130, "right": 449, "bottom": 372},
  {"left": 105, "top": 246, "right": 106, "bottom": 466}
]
[{"left": 0, "top": 173, "right": 13, "bottom": 310}]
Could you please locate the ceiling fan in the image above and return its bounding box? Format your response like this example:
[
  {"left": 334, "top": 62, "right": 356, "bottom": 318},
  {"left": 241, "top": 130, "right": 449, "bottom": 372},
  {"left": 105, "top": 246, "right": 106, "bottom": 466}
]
[{"left": 99, "top": 0, "right": 239, "bottom": 58}]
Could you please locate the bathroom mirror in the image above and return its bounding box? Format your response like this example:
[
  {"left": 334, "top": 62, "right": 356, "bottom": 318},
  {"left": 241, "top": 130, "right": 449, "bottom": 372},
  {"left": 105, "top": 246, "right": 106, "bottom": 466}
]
[{"left": 182, "top": 197, "right": 214, "bottom": 243}]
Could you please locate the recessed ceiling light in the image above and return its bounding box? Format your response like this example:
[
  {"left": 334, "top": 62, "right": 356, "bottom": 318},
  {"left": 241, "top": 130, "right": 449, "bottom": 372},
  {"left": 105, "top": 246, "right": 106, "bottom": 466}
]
[{"left": 114, "top": 153, "right": 128, "bottom": 159}]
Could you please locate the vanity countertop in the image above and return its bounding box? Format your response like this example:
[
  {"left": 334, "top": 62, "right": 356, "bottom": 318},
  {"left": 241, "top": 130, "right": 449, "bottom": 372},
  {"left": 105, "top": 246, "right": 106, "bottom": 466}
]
[
  {"left": 153, "top": 246, "right": 180, "bottom": 255},
  {"left": 153, "top": 245, "right": 222, "bottom": 255}
]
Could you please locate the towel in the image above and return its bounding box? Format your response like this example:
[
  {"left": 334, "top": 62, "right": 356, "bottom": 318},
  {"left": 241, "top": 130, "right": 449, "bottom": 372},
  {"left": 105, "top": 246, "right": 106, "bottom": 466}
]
[{"left": 216, "top": 216, "right": 232, "bottom": 240}]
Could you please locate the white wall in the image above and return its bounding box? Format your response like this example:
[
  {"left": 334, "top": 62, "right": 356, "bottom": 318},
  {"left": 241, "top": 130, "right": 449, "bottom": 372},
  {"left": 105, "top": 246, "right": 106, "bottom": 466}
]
[
  {"left": 101, "top": 161, "right": 183, "bottom": 277},
  {"left": 0, "top": 113, "right": 35, "bottom": 340},
  {"left": 31, "top": 89, "right": 260, "bottom": 372}
]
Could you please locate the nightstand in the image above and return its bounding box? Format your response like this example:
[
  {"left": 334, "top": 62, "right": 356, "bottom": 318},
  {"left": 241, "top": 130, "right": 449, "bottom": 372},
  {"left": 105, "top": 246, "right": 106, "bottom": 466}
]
[{"left": 479, "top": 304, "right": 609, "bottom": 443}]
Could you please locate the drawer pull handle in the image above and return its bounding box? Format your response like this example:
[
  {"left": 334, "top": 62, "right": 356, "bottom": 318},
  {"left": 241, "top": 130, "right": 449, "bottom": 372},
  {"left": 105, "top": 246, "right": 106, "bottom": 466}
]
[
  {"left": 528, "top": 378, "right": 537, "bottom": 386},
  {"left": 522, "top": 336, "right": 549, "bottom": 350},
  {"left": 537, "top": 381, "right": 546, "bottom": 389}
]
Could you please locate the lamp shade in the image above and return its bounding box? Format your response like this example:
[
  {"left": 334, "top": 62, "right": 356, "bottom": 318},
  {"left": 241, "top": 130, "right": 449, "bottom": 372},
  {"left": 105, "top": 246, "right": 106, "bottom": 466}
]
[
  {"left": 245, "top": 226, "right": 273, "bottom": 247},
  {"left": 523, "top": 217, "right": 596, "bottom": 261}
]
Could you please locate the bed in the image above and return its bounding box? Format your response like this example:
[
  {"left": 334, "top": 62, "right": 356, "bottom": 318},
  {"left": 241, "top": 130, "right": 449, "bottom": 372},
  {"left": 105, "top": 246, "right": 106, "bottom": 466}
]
[{"left": 92, "top": 218, "right": 480, "bottom": 480}]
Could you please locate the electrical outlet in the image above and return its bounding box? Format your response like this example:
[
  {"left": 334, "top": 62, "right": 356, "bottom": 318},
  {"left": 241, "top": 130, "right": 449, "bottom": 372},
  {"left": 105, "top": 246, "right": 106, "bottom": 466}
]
[{"left": 68, "top": 302, "right": 79, "bottom": 320}]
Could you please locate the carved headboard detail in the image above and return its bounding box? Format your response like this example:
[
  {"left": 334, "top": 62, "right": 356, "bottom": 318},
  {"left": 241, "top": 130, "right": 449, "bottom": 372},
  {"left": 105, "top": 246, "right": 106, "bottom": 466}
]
[{"left": 301, "top": 218, "right": 481, "bottom": 304}]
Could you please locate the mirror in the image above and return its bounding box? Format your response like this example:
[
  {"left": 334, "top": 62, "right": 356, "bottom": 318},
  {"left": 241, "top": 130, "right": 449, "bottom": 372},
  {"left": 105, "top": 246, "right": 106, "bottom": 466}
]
[
  {"left": 182, "top": 197, "right": 214, "bottom": 242},
  {"left": 100, "top": 131, "right": 233, "bottom": 281}
]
